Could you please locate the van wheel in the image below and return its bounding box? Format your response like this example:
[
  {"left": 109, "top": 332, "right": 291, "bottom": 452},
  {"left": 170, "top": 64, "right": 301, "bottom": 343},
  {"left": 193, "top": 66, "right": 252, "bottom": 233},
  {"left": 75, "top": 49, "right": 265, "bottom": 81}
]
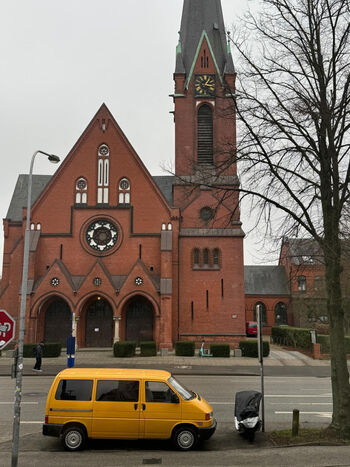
[
  {"left": 172, "top": 426, "right": 198, "bottom": 451},
  {"left": 61, "top": 426, "right": 86, "bottom": 451}
]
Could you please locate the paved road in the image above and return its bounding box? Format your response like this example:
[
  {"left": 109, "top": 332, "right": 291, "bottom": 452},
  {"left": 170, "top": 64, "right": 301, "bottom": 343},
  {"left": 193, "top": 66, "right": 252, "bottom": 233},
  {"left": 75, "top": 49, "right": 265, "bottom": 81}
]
[{"left": 0, "top": 374, "right": 338, "bottom": 466}]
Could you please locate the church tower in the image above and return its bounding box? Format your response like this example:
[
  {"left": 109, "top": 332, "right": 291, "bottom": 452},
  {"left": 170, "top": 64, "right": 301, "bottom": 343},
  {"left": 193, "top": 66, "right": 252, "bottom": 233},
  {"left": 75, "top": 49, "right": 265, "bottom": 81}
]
[{"left": 172, "top": 0, "right": 246, "bottom": 345}]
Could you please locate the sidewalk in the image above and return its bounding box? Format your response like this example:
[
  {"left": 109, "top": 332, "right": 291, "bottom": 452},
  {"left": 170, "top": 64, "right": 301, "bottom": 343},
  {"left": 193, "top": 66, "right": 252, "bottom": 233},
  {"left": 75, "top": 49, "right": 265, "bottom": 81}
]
[{"left": 0, "top": 345, "right": 333, "bottom": 377}]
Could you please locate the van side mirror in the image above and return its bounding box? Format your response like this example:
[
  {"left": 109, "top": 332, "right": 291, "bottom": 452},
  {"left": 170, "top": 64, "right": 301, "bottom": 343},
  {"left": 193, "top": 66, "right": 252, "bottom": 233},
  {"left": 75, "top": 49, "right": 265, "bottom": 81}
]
[{"left": 171, "top": 393, "right": 180, "bottom": 404}]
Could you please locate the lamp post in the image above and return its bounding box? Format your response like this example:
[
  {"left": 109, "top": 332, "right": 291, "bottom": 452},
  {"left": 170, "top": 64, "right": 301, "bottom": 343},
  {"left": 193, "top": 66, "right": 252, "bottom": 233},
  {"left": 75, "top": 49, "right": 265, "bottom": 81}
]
[{"left": 11, "top": 150, "right": 60, "bottom": 467}]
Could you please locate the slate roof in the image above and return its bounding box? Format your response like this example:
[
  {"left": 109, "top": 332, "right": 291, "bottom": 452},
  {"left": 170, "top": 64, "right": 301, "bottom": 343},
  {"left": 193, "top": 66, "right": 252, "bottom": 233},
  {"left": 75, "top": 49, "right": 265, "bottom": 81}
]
[
  {"left": 6, "top": 175, "right": 52, "bottom": 222},
  {"left": 244, "top": 266, "right": 290, "bottom": 295},
  {"left": 176, "top": 0, "right": 235, "bottom": 75},
  {"left": 283, "top": 238, "right": 324, "bottom": 265},
  {"left": 5, "top": 175, "right": 174, "bottom": 222}
]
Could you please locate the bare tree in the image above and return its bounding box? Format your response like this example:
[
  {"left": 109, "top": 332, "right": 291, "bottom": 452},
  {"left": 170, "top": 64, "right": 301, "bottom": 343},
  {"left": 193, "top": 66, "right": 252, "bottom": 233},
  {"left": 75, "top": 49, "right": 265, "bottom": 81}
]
[{"left": 223, "top": 0, "right": 350, "bottom": 437}]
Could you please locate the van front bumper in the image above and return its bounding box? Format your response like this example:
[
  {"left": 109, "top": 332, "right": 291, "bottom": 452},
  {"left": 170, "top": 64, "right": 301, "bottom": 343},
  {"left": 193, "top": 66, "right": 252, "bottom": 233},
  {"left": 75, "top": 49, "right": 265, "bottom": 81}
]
[
  {"left": 198, "top": 418, "right": 217, "bottom": 440},
  {"left": 42, "top": 423, "right": 63, "bottom": 438}
]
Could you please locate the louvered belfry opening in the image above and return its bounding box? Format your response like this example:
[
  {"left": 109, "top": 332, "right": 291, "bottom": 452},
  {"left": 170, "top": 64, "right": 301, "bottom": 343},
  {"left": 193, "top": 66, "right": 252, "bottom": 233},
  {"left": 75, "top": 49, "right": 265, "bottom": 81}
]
[{"left": 197, "top": 104, "right": 213, "bottom": 164}]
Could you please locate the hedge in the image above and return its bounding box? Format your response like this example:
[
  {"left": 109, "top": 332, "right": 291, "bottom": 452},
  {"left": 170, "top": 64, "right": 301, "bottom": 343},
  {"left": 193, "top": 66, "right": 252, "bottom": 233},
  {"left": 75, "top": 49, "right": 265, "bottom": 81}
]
[
  {"left": 271, "top": 326, "right": 313, "bottom": 350},
  {"left": 113, "top": 341, "right": 136, "bottom": 357},
  {"left": 209, "top": 344, "right": 230, "bottom": 357},
  {"left": 317, "top": 335, "right": 350, "bottom": 354},
  {"left": 140, "top": 341, "right": 157, "bottom": 357},
  {"left": 23, "top": 343, "right": 61, "bottom": 358},
  {"left": 175, "top": 341, "right": 195, "bottom": 356},
  {"left": 239, "top": 340, "right": 270, "bottom": 358}
]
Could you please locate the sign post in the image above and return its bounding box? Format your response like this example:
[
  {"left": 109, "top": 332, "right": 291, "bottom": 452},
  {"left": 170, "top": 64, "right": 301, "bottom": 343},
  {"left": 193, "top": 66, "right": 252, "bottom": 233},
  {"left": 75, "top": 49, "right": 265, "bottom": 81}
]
[
  {"left": 0, "top": 310, "right": 15, "bottom": 351},
  {"left": 257, "top": 304, "right": 265, "bottom": 432}
]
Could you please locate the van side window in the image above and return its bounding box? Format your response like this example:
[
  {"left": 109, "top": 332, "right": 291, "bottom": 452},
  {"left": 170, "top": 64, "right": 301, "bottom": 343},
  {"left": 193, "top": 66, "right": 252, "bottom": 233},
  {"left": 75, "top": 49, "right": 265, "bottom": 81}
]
[
  {"left": 145, "top": 381, "right": 175, "bottom": 403},
  {"left": 55, "top": 380, "right": 93, "bottom": 401},
  {"left": 96, "top": 380, "right": 139, "bottom": 402}
]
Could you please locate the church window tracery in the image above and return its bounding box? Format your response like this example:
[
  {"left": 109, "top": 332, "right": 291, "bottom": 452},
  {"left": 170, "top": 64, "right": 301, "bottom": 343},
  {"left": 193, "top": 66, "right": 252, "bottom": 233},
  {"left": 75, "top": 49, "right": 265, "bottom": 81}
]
[
  {"left": 97, "top": 144, "right": 109, "bottom": 204},
  {"left": 75, "top": 177, "right": 87, "bottom": 204},
  {"left": 118, "top": 178, "right": 130, "bottom": 204}
]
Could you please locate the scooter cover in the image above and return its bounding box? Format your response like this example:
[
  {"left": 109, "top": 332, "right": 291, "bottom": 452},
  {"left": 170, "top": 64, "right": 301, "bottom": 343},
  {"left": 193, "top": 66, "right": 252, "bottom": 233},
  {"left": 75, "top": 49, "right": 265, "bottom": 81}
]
[{"left": 234, "top": 390, "right": 262, "bottom": 421}]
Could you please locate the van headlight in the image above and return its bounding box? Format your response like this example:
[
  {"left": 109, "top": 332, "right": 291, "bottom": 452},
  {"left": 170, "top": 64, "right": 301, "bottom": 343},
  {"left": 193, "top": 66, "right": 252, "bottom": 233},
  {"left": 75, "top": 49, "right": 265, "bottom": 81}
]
[{"left": 205, "top": 411, "right": 213, "bottom": 420}]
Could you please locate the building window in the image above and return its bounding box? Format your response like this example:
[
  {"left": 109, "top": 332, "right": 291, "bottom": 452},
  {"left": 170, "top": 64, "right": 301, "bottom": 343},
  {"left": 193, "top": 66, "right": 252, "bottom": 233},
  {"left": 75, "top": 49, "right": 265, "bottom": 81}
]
[
  {"left": 118, "top": 178, "right": 130, "bottom": 204},
  {"left": 197, "top": 104, "right": 213, "bottom": 164},
  {"left": 298, "top": 275, "right": 306, "bottom": 292},
  {"left": 254, "top": 302, "right": 267, "bottom": 326},
  {"left": 193, "top": 249, "right": 200, "bottom": 266},
  {"left": 274, "top": 302, "right": 288, "bottom": 325},
  {"left": 203, "top": 248, "right": 209, "bottom": 266},
  {"left": 97, "top": 144, "right": 109, "bottom": 204},
  {"left": 75, "top": 177, "right": 88, "bottom": 204},
  {"left": 213, "top": 248, "right": 220, "bottom": 267}
]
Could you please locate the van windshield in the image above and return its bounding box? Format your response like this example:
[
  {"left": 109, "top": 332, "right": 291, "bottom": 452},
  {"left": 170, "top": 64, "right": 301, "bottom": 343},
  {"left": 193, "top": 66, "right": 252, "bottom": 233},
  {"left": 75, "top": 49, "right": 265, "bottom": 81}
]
[{"left": 168, "top": 376, "right": 195, "bottom": 400}]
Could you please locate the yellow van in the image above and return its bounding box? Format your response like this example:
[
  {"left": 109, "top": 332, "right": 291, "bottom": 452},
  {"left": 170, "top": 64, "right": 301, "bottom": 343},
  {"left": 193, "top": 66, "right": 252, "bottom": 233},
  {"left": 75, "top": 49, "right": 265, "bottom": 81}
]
[{"left": 43, "top": 368, "right": 216, "bottom": 451}]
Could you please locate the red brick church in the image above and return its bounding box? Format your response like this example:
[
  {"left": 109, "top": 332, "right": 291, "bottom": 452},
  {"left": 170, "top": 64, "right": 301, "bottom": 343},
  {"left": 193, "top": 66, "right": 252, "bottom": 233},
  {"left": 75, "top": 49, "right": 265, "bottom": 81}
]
[{"left": 0, "top": 0, "right": 292, "bottom": 349}]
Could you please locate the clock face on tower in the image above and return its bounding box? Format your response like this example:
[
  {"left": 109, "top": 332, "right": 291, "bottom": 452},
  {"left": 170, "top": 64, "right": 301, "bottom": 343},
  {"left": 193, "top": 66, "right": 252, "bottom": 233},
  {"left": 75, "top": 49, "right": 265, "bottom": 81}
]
[
  {"left": 194, "top": 74, "right": 216, "bottom": 96},
  {"left": 86, "top": 220, "right": 118, "bottom": 252}
]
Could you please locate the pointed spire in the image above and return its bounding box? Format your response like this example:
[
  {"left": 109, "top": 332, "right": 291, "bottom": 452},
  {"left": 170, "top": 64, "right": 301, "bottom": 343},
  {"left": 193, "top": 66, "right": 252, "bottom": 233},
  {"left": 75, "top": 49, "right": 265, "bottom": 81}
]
[{"left": 175, "top": 0, "right": 235, "bottom": 75}]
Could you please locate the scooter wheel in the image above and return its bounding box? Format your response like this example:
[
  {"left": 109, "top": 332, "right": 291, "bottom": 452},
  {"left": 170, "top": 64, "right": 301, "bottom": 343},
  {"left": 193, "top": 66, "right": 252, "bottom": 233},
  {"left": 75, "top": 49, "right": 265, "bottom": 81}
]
[{"left": 247, "top": 430, "right": 255, "bottom": 442}]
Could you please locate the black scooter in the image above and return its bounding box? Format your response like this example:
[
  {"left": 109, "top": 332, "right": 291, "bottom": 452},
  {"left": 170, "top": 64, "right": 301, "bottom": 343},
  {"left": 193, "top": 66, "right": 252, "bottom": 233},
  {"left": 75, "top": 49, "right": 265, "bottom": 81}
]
[{"left": 234, "top": 390, "right": 262, "bottom": 442}]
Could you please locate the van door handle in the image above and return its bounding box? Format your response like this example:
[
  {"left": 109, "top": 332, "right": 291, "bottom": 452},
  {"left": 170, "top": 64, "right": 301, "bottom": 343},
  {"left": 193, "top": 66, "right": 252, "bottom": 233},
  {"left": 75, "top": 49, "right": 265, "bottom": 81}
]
[
  {"left": 142, "top": 404, "right": 146, "bottom": 410},
  {"left": 134, "top": 403, "right": 138, "bottom": 410}
]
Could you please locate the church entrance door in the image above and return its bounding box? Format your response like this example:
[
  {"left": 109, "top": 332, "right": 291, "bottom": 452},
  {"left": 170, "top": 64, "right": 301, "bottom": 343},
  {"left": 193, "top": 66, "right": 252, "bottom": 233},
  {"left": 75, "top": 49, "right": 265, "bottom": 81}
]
[
  {"left": 85, "top": 298, "right": 113, "bottom": 347},
  {"left": 44, "top": 299, "right": 71, "bottom": 346},
  {"left": 125, "top": 296, "right": 154, "bottom": 344}
]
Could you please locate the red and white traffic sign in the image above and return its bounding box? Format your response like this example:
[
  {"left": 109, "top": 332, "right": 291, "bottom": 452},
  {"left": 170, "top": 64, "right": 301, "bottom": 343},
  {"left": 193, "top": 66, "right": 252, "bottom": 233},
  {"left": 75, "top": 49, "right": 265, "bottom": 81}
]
[{"left": 0, "top": 310, "right": 15, "bottom": 350}]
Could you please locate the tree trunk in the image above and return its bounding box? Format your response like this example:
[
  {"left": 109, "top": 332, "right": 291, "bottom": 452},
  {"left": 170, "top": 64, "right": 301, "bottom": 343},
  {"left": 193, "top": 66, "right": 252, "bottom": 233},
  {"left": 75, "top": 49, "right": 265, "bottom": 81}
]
[{"left": 324, "top": 239, "right": 350, "bottom": 437}]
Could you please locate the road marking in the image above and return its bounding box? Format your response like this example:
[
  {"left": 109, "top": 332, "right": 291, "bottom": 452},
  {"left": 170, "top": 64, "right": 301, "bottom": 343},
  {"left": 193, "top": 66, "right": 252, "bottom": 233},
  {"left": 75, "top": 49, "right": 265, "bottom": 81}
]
[
  {"left": 275, "top": 411, "right": 332, "bottom": 418},
  {"left": 269, "top": 402, "right": 332, "bottom": 406},
  {"left": 265, "top": 394, "right": 331, "bottom": 398},
  {"left": 0, "top": 402, "right": 38, "bottom": 405}
]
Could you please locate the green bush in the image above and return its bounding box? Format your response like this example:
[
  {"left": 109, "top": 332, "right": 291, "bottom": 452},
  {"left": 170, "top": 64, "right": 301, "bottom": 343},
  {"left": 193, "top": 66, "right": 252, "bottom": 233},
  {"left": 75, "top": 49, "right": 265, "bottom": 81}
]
[
  {"left": 23, "top": 343, "right": 61, "bottom": 358},
  {"left": 113, "top": 341, "right": 136, "bottom": 357},
  {"left": 272, "top": 326, "right": 313, "bottom": 350},
  {"left": 317, "top": 335, "right": 350, "bottom": 354},
  {"left": 239, "top": 340, "right": 270, "bottom": 358},
  {"left": 209, "top": 344, "right": 230, "bottom": 357},
  {"left": 140, "top": 341, "right": 157, "bottom": 357},
  {"left": 175, "top": 341, "right": 195, "bottom": 356}
]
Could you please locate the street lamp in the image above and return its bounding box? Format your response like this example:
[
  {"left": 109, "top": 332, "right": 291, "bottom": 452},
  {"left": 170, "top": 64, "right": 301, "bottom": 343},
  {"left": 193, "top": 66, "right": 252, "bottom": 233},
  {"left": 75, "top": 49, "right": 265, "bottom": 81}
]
[{"left": 11, "top": 150, "right": 60, "bottom": 467}]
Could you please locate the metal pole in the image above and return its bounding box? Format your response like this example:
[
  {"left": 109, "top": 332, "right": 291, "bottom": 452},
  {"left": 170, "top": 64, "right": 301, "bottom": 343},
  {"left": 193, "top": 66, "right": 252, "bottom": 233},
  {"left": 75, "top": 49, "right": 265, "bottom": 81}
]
[
  {"left": 257, "top": 304, "right": 265, "bottom": 432},
  {"left": 11, "top": 150, "right": 59, "bottom": 467}
]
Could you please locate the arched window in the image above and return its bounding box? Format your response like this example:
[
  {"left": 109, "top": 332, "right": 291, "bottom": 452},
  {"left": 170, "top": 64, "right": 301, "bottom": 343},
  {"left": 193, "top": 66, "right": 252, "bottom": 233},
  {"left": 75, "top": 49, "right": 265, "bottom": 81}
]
[
  {"left": 30, "top": 223, "right": 35, "bottom": 230},
  {"left": 197, "top": 104, "right": 213, "bottom": 164},
  {"left": 203, "top": 248, "right": 209, "bottom": 265},
  {"left": 213, "top": 248, "right": 220, "bottom": 267},
  {"left": 37, "top": 223, "right": 41, "bottom": 230},
  {"left": 75, "top": 177, "right": 87, "bottom": 204},
  {"left": 193, "top": 249, "right": 200, "bottom": 266},
  {"left": 118, "top": 178, "right": 130, "bottom": 204},
  {"left": 97, "top": 144, "right": 109, "bottom": 204},
  {"left": 298, "top": 275, "right": 306, "bottom": 292},
  {"left": 274, "top": 302, "right": 288, "bottom": 325},
  {"left": 254, "top": 302, "right": 267, "bottom": 326}
]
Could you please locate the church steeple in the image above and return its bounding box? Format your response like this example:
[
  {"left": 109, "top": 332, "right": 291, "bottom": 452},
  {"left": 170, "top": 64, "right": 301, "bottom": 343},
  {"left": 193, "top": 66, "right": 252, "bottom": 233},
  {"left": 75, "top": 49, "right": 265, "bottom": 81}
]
[{"left": 175, "top": 0, "right": 235, "bottom": 79}]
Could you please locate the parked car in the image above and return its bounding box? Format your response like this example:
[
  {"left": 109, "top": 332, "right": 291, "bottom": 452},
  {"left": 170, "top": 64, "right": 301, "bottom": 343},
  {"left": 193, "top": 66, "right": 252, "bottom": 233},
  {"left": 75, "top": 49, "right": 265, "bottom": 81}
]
[
  {"left": 43, "top": 368, "right": 216, "bottom": 451},
  {"left": 246, "top": 322, "right": 258, "bottom": 337}
]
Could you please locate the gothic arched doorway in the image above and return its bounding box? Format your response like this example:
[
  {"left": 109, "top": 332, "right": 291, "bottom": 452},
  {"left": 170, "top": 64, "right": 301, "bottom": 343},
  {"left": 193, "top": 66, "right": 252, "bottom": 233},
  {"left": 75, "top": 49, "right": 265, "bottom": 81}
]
[
  {"left": 44, "top": 299, "right": 71, "bottom": 346},
  {"left": 275, "top": 302, "right": 288, "bottom": 325},
  {"left": 125, "top": 296, "right": 154, "bottom": 343},
  {"left": 85, "top": 297, "right": 113, "bottom": 347}
]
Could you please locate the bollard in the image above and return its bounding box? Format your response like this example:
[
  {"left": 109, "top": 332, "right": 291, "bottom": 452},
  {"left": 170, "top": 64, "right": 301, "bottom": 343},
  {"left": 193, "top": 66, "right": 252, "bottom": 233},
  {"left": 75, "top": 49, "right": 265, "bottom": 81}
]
[{"left": 292, "top": 409, "right": 299, "bottom": 436}]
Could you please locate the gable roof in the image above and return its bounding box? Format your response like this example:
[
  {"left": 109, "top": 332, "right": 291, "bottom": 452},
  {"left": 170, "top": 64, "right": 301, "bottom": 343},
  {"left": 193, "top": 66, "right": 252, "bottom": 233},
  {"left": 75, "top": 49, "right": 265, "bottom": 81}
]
[
  {"left": 244, "top": 266, "right": 289, "bottom": 295},
  {"left": 176, "top": 0, "right": 235, "bottom": 76},
  {"left": 6, "top": 174, "right": 175, "bottom": 222},
  {"left": 6, "top": 174, "right": 52, "bottom": 222},
  {"left": 282, "top": 238, "right": 324, "bottom": 265}
]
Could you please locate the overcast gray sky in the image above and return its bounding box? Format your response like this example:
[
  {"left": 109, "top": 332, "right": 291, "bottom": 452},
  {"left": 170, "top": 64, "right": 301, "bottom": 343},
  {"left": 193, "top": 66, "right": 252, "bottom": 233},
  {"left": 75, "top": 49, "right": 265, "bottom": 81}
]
[{"left": 0, "top": 0, "right": 273, "bottom": 272}]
